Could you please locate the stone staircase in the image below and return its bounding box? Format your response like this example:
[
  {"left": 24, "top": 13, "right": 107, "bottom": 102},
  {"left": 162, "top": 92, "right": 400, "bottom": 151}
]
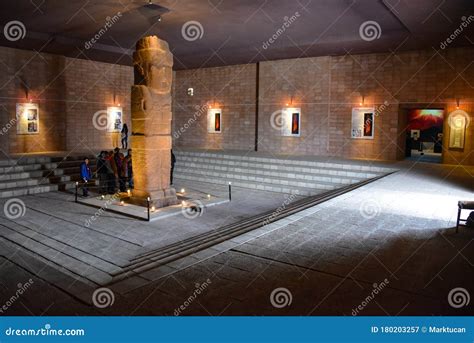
[
  {"left": 173, "top": 150, "right": 396, "bottom": 196},
  {"left": 0, "top": 155, "right": 97, "bottom": 198}
]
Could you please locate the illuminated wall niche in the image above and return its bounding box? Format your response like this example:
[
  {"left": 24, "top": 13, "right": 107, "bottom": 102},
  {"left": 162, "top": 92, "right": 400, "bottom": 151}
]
[
  {"left": 207, "top": 108, "right": 222, "bottom": 134},
  {"left": 107, "top": 106, "right": 123, "bottom": 132},
  {"left": 281, "top": 107, "right": 301, "bottom": 137},
  {"left": 351, "top": 107, "right": 375, "bottom": 139},
  {"left": 16, "top": 103, "right": 39, "bottom": 135},
  {"left": 448, "top": 109, "right": 469, "bottom": 149}
]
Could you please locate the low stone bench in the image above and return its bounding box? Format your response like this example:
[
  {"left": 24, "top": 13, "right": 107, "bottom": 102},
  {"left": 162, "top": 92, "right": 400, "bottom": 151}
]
[{"left": 457, "top": 201, "right": 474, "bottom": 233}]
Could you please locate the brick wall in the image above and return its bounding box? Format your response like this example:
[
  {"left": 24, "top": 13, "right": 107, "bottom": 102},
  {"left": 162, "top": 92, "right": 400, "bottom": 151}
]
[
  {"left": 0, "top": 47, "right": 67, "bottom": 155},
  {"left": 1, "top": 45, "right": 472, "bottom": 165},
  {"left": 172, "top": 64, "right": 257, "bottom": 151},
  {"left": 173, "top": 47, "right": 474, "bottom": 164},
  {"left": 0, "top": 46, "right": 133, "bottom": 156},
  {"left": 64, "top": 57, "right": 132, "bottom": 153}
]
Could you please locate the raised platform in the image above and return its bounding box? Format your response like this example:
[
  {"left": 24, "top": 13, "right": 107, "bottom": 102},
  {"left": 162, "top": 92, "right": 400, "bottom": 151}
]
[
  {"left": 77, "top": 188, "right": 229, "bottom": 222},
  {"left": 0, "top": 153, "right": 97, "bottom": 198},
  {"left": 173, "top": 149, "right": 397, "bottom": 196},
  {"left": 0, "top": 149, "right": 397, "bottom": 305}
]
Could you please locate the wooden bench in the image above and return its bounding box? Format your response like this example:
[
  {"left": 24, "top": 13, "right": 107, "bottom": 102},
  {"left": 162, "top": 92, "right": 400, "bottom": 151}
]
[{"left": 457, "top": 201, "right": 474, "bottom": 233}]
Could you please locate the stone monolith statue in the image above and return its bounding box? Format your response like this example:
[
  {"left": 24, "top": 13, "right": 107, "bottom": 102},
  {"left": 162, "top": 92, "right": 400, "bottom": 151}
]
[{"left": 130, "top": 36, "right": 178, "bottom": 208}]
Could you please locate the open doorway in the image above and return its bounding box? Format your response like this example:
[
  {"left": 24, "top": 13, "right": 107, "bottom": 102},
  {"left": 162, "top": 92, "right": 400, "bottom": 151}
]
[{"left": 404, "top": 108, "right": 444, "bottom": 163}]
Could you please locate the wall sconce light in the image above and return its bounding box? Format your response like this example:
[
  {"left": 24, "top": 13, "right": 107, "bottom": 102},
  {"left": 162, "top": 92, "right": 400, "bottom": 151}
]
[
  {"left": 359, "top": 95, "right": 365, "bottom": 106},
  {"left": 286, "top": 95, "right": 294, "bottom": 107},
  {"left": 187, "top": 88, "right": 194, "bottom": 96}
]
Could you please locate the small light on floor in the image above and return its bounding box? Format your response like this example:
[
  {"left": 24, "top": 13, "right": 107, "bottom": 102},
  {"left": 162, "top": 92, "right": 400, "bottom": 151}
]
[
  {"left": 127, "top": 189, "right": 131, "bottom": 196},
  {"left": 181, "top": 200, "right": 186, "bottom": 206},
  {"left": 151, "top": 205, "right": 156, "bottom": 212},
  {"left": 101, "top": 195, "right": 105, "bottom": 200},
  {"left": 120, "top": 200, "right": 125, "bottom": 206},
  {"left": 180, "top": 188, "right": 185, "bottom": 193},
  {"left": 207, "top": 194, "right": 211, "bottom": 199}
]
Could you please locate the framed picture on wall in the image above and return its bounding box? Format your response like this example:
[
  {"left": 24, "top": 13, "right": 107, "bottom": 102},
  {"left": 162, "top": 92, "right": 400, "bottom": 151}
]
[
  {"left": 351, "top": 107, "right": 375, "bottom": 139},
  {"left": 16, "top": 103, "right": 40, "bottom": 135},
  {"left": 107, "top": 106, "right": 123, "bottom": 133},
  {"left": 281, "top": 107, "right": 301, "bottom": 137},
  {"left": 207, "top": 108, "right": 222, "bottom": 133},
  {"left": 448, "top": 109, "right": 468, "bottom": 149}
]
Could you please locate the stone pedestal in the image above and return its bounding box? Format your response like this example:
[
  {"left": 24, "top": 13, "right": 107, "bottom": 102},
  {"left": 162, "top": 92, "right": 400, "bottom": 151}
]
[{"left": 130, "top": 36, "right": 178, "bottom": 208}]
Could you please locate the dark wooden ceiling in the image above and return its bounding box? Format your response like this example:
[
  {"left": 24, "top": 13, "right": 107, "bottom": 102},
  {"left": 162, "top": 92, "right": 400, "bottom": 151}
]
[{"left": 0, "top": 0, "right": 473, "bottom": 69}]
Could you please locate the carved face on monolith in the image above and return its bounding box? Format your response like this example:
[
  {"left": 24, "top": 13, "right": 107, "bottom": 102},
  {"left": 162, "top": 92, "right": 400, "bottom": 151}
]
[{"left": 130, "top": 36, "right": 178, "bottom": 207}]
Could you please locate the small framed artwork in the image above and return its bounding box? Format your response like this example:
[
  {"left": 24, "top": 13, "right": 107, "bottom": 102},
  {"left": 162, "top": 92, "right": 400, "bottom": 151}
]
[
  {"left": 16, "top": 103, "right": 40, "bottom": 135},
  {"left": 207, "top": 108, "right": 222, "bottom": 133},
  {"left": 107, "top": 106, "right": 123, "bottom": 133},
  {"left": 448, "top": 109, "right": 468, "bottom": 149},
  {"left": 410, "top": 129, "right": 420, "bottom": 139},
  {"left": 281, "top": 107, "right": 301, "bottom": 137},
  {"left": 351, "top": 107, "right": 375, "bottom": 139}
]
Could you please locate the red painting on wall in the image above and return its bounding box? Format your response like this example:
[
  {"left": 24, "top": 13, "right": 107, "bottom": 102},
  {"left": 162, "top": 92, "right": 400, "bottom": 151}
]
[
  {"left": 407, "top": 109, "right": 443, "bottom": 142},
  {"left": 291, "top": 112, "right": 300, "bottom": 135},
  {"left": 214, "top": 112, "right": 221, "bottom": 132}
]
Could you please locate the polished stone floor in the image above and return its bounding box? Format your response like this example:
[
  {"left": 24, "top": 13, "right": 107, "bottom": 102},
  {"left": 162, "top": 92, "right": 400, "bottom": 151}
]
[{"left": 0, "top": 161, "right": 472, "bottom": 316}]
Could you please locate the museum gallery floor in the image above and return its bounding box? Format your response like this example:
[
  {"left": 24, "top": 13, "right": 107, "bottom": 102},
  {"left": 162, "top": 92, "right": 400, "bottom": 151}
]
[{"left": 0, "top": 0, "right": 473, "bottom": 318}]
